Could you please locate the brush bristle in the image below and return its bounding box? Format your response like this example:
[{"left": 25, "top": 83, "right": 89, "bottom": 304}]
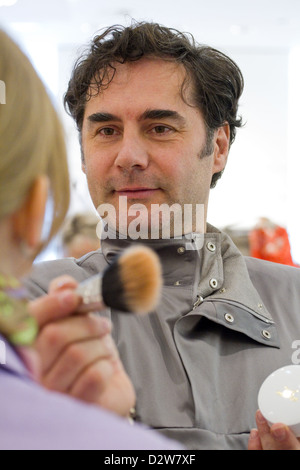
[
  {"left": 102, "top": 245, "right": 160, "bottom": 314},
  {"left": 102, "top": 245, "right": 162, "bottom": 313},
  {"left": 119, "top": 246, "right": 162, "bottom": 313}
]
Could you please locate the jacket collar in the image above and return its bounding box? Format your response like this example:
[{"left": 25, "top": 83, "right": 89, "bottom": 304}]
[
  {"left": 100, "top": 223, "right": 279, "bottom": 347},
  {"left": 203, "top": 224, "right": 273, "bottom": 322}
]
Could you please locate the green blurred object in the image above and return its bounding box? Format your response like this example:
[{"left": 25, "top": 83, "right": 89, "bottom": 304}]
[{"left": 0, "top": 274, "right": 38, "bottom": 346}]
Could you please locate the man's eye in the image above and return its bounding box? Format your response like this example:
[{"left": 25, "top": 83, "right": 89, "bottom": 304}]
[
  {"left": 98, "top": 127, "right": 116, "bottom": 136},
  {"left": 152, "top": 126, "right": 171, "bottom": 134}
]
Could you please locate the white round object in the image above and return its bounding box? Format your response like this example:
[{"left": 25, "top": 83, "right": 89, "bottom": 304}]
[{"left": 258, "top": 365, "right": 300, "bottom": 437}]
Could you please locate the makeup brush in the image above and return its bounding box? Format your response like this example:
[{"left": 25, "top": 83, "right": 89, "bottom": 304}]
[{"left": 76, "top": 245, "right": 162, "bottom": 314}]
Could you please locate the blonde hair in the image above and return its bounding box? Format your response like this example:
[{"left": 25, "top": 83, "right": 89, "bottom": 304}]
[{"left": 0, "top": 30, "right": 70, "bottom": 248}]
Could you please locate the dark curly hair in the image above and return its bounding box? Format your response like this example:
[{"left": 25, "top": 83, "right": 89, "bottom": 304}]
[{"left": 64, "top": 21, "right": 244, "bottom": 187}]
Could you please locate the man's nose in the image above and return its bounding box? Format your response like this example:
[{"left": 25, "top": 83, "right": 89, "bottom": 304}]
[{"left": 114, "top": 132, "right": 149, "bottom": 171}]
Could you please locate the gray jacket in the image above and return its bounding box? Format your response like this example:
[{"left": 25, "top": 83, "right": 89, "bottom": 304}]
[{"left": 25, "top": 224, "right": 300, "bottom": 450}]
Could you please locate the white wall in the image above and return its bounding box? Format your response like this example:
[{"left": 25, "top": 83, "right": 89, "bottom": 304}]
[
  {"left": 287, "top": 46, "right": 300, "bottom": 263},
  {"left": 209, "top": 47, "right": 289, "bottom": 226},
  {"left": 58, "top": 45, "right": 95, "bottom": 216},
  {"left": 208, "top": 46, "right": 300, "bottom": 263}
]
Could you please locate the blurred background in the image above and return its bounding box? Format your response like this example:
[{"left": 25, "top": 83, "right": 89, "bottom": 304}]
[{"left": 1, "top": 0, "right": 300, "bottom": 262}]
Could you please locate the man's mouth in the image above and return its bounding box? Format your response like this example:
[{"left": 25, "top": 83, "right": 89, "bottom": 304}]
[{"left": 114, "top": 188, "right": 160, "bottom": 199}]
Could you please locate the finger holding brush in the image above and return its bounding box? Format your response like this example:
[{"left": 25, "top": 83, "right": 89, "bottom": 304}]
[
  {"left": 3, "top": 245, "right": 162, "bottom": 414},
  {"left": 27, "top": 245, "right": 162, "bottom": 416},
  {"left": 29, "top": 283, "right": 136, "bottom": 417}
]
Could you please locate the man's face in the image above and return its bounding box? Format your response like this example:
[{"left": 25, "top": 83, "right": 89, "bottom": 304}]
[{"left": 81, "top": 58, "right": 228, "bottom": 236}]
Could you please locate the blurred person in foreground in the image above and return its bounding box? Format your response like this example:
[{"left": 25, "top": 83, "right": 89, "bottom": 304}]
[
  {"left": 62, "top": 212, "right": 100, "bottom": 258},
  {"left": 25, "top": 22, "right": 300, "bottom": 450},
  {"left": 0, "top": 29, "right": 182, "bottom": 451}
]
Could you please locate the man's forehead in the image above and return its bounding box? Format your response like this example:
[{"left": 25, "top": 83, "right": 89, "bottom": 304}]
[
  {"left": 84, "top": 59, "right": 196, "bottom": 124},
  {"left": 89, "top": 57, "right": 189, "bottom": 96}
]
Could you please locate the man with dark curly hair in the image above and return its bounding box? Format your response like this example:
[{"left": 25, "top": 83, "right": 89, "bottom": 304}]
[{"left": 26, "top": 22, "right": 300, "bottom": 450}]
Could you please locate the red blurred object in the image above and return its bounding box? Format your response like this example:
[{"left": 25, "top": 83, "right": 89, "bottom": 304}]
[{"left": 249, "top": 218, "right": 297, "bottom": 266}]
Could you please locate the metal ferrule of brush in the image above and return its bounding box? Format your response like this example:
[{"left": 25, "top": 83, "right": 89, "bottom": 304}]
[{"left": 76, "top": 274, "right": 105, "bottom": 312}]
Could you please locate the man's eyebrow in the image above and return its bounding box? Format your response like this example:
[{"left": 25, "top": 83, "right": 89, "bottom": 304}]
[
  {"left": 87, "top": 112, "right": 121, "bottom": 124},
  {"left": 86, "top": 109, "right": 187, "bottom": 126},
  {"left": 140, "top": 109, "right": 186, "bottom": 125}
]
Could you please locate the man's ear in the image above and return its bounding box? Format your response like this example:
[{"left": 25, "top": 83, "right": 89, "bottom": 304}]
[
  {"left": 212, "top": 123, "right": 230, "bottom": 175},
  {"left": 12, "top": 176, "right": 49, "bottom": 250}
]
